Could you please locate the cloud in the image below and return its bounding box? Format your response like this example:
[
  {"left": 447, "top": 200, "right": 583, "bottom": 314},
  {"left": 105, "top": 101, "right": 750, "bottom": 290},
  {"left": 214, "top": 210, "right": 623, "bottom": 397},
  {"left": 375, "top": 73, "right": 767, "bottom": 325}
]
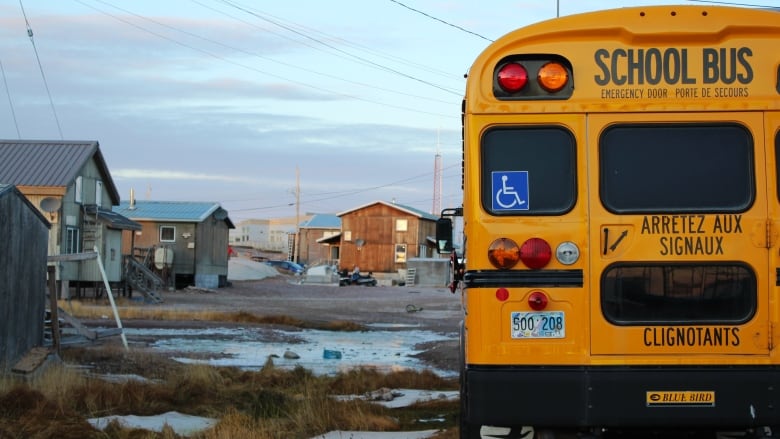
[{"left": 112, "top": 168, "right": 264, "bottom": 184}]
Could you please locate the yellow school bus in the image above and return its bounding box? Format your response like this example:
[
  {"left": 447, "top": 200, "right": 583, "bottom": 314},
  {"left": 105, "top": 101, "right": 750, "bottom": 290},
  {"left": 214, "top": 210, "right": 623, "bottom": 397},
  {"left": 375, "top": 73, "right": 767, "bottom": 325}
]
[{"left": 435, "top": 4, "right": 780, "bottom": 438}]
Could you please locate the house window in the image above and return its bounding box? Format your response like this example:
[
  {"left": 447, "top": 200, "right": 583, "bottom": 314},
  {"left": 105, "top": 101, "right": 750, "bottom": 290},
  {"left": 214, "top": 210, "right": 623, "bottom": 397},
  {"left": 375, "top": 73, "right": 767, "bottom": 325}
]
[
  {"left": 160, "top": 226, "right": 176, "bottom": 242},
  {"left": 395, "top": 243, "right": 407, "bottom": 263},
  {"left": 344, "top": 230, "right": 352, "bottom": 241},
  {"left": 75, "top": 176, "right": 83, "bottom": 204},
  {"left": 95, "top": 180, "right": 103, "bottom": 207},
  {"left": 396, "top": 219, "right": 408, "bottom": 232},
  {"left": 65, "top": 227, "right": 80, "bottom": 254}
]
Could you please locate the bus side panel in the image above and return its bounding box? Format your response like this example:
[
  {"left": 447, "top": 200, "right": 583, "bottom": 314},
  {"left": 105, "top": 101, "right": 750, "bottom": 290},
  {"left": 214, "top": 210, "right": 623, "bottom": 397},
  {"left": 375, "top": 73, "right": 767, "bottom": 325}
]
[{"left": 462, "top": 115, "right": 591, "bottom": 367}]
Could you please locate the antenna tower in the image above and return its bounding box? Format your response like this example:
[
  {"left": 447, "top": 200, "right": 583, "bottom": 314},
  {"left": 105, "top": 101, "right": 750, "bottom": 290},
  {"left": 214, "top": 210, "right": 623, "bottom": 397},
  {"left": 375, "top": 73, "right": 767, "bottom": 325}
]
[{"left": 432, "top": 132, "right": 442, "bottom": 215}]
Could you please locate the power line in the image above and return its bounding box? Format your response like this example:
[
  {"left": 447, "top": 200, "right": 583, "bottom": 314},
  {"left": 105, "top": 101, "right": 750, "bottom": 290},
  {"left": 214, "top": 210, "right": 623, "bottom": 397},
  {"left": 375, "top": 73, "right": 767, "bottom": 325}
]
[
  {"left": 73, "top": 0, "right": 454, "bottom": 119},
  {"left": 87, "top": 0, "right": 455, "bottom": 106},
  {"left": 228, "top": 163, "right": 461, "bottom": 212},
  {"left": 387, "top": 0, "right": 493, "bottom": 43},
  {"left": 0, "top": 58, "right": 21, "bottom": 138},
  {"left": 19, "top": 0, "right": 63, "bottom": 139},
  {"left": 218, "top": 0, "right": 462, "bottom": 96},
  {"left": 193, "top": 0, "right": 457, "bottom": 81}
]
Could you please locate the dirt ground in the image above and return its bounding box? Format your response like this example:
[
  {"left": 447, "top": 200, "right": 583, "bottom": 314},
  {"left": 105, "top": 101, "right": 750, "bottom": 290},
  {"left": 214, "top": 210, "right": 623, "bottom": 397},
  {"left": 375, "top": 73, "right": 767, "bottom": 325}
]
[{"left": 88, "top": 275, "right": 463, "bottom": 374}]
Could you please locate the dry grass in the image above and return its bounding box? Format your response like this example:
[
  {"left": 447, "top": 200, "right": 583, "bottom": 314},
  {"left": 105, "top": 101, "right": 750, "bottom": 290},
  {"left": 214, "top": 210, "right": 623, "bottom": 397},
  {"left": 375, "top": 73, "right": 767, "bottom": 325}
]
[
  {"left": 11, "top": 296, "right": 457, "bottom": 437},
  {"left": 0, "top": 345, "right": 458, "bottom": 439},
  {"left": 63, "top": 301, "right": 366, "bottom": 331}
]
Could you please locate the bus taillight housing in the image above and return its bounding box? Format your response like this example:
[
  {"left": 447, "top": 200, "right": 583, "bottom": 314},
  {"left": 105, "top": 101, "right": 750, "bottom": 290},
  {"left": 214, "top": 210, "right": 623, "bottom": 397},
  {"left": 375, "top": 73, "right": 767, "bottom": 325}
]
[
  {"left": 497, "top": 63, "right": 529, "bottom": 93},
  {"left": 519, "top": 238, "right": 552, "bottom": 269},
  {"left": 494, "top": 55, "right": 573, "bottom": 100},
  {"left": 528, "top": 291, "right": 548, "bottom": 310},
  {"left": 488, "top": 238, "right": 520, "bottom": 270},
  {"left": 538, "top": 62, "right": 569, "bottom": 92}
]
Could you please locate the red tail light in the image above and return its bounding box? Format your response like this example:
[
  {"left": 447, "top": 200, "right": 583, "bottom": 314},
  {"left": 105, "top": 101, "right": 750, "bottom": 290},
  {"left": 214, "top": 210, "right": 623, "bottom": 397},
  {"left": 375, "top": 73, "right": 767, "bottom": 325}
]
[
  {"left": 528, "top": 291, "right": 548, "bottom": 310},
  {"left": 520, "top": 238, "right": 552, "bottom": 269},
  {"left": 497, "top": 63, "right": 528, "bottom": 93}
]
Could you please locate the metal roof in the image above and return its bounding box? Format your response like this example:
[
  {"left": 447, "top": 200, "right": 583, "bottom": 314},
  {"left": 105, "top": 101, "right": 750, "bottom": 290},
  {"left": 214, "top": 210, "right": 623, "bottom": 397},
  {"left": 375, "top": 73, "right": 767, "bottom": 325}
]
[
  {"left": 0, "top": 140, "right": 120, "bottom": 204},
  {"left": 300, "top": 214, "right": 341, "bottom": 229},
  {"left": 115, "top": 200, "right": 232, "bottom": 226},
  {"left": 84, "top": 205, "right": 142, "bottom": 231},
  {"left": 337, "top": 200, "right": 438, "bottom": 221}
]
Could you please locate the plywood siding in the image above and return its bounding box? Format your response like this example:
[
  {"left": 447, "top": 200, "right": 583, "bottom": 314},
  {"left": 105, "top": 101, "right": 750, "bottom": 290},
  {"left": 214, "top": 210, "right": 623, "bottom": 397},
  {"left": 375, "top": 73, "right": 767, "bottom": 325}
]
[
  {"left": 339, "top": 203, "right": 435, "bottom": 274},
  {"left": 0, "top": 189, "right": 49, "bottom": 372}
]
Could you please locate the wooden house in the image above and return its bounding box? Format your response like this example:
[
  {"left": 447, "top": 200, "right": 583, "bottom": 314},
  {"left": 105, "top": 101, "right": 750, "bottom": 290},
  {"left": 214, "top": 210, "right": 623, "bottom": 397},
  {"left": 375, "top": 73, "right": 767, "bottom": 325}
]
[
  {"left": 297, "top": 214, "right": 341, "bottom": 266},
  {"left": 0, "top": 140, "right": 141, "bottom": 297},
  {"left": 336, "top": 201, "right": 437, "bottom": 275},
  {"left": 114, "top": 199, "right": 235, "bottom": 289},
  {"left": 0, "top": 184, "right": 50, "bottom": 372}
]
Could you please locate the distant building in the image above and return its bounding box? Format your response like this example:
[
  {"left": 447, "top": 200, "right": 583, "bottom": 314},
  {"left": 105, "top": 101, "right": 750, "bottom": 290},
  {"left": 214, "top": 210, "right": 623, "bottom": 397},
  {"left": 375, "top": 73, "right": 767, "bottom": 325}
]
[
  {"left": 231, "top": 214, "right": 314, "bottom": 256},
  {"left": 115, "top": 199, "right": 234, "bottom": 289},
  {"left": 298, "top": 214, "right": 341, "bottom": 266},
  {"left": 230, "top": 218, "right": 271, "bottom": 249},
  {"left": 336, "top": 201, "right": 437, "bottom": 275}
]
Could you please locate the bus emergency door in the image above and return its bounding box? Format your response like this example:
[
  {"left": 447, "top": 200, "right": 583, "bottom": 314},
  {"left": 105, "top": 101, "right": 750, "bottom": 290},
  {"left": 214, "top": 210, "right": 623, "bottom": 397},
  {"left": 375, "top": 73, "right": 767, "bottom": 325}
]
[{"left": 588, "top": 113, "right": 771, "bottom": 357}]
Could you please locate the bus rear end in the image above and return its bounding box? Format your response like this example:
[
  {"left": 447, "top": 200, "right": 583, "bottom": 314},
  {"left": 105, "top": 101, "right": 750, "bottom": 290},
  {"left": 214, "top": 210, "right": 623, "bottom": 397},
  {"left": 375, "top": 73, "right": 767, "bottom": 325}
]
[{"left": 450, "top": 5, "right": 780, "bottom": 438}]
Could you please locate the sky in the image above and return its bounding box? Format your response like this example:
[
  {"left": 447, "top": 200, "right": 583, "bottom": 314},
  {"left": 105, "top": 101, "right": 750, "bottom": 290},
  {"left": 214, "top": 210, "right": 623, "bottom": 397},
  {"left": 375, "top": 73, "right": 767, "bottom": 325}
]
[{"left": 0, "top": 0, "right": 774, "bottom": 222}]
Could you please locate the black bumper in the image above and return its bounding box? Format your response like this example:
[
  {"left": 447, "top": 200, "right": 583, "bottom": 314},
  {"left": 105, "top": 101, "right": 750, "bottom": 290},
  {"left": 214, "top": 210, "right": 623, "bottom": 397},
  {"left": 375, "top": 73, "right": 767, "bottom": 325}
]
[{"left": 465, "top": 365, "right": 780, "bottom": 429}]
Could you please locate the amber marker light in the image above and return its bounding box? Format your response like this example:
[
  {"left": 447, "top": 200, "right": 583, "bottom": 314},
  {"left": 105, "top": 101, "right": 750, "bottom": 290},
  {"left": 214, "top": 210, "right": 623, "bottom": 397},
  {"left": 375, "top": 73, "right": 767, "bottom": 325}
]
[
  {"left": 537, "top": 62, "right": 569, "bottom": 92},
  {"left": 488, "top": 238, "right": 521, "bottom": 270}
]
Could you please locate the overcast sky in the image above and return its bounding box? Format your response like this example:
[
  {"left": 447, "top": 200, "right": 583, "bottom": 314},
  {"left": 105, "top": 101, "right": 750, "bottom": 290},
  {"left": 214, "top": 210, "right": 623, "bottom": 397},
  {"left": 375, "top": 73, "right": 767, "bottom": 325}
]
[{"left": 0, "top": 0, "right": 770, "bottom": 222}]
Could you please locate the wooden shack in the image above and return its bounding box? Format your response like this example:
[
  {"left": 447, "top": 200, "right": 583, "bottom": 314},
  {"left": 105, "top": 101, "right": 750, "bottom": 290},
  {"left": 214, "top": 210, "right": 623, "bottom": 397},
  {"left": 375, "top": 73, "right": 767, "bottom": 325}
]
[
  {"left": 114, "top": 199, "right": 235, "bottom": 289},
  {"left": 298, "top": 214, "right": 341, "bottom": 266},
  {"left": 337, "top": 201, "right": 437, "bottom": 275},
  {"left": 0, "top": 140, "right": 140, "bottom": 298},
  {"left": 0, "top": 184, "right": 50, "bottom": 372}
]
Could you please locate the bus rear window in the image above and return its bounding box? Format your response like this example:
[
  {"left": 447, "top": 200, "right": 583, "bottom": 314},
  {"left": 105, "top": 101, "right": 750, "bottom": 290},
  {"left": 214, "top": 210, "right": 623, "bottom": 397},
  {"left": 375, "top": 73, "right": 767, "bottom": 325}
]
[
  {"left": 600, "top": 124, "right": 753, "bottom": 213},
  {"left": 601, "top": 263, "right": 756, "bottom": 325},
  {"left": 481, "top": 127, "right": 576, "bottom": 215}
]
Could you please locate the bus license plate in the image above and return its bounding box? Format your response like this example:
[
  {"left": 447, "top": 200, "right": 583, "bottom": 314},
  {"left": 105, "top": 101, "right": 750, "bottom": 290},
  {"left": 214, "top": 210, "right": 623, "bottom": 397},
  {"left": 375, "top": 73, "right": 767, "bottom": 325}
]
[{"left": 511, "top": 311, "right": 565, "bottom": 338}]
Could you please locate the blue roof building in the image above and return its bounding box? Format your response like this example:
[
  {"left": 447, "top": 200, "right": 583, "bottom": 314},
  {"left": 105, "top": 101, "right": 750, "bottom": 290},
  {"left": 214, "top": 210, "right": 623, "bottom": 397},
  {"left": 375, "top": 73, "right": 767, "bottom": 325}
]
[{"left": 115, "top": 199, "right": 234, "bottom": 289}]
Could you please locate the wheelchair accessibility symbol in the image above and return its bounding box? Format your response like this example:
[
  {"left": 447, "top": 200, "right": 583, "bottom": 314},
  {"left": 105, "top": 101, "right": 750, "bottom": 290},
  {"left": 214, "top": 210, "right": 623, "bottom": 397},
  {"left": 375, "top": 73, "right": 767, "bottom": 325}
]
[{"left": 492, "top": 171, "right": 529, "bottom": 211}]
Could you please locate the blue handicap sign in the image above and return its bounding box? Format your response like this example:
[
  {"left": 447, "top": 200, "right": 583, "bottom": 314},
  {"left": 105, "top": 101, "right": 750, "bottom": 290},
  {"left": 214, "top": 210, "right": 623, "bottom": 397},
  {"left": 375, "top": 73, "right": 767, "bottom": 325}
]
[{"left": 492, "top": 171, "right": 529, "bottom": 211}]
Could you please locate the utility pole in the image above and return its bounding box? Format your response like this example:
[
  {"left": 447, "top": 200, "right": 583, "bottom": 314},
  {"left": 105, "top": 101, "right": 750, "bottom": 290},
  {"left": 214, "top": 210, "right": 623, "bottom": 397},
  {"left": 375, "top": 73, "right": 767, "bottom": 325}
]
[{"left": 295, "top": 166, "right": 300, "bottom": 264}]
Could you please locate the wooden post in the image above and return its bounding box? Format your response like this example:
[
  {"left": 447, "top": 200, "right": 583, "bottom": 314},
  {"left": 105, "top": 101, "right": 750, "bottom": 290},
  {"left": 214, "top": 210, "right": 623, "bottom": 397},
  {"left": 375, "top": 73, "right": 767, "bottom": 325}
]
[
  {"left": 47, "top": 266, "right": 60, "bottom": 355},
  {"left": 93, "top": 246, "right": 128, "bottom": 349}
]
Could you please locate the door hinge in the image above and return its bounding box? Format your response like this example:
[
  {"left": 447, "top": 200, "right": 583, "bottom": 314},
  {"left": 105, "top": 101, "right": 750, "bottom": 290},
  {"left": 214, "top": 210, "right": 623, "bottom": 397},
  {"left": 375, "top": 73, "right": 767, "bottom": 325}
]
[
  {"left": 769, "top": 322, "right": 774, "bottom": 351},
  {"left": 767, "top": 220, "right": 776, "bottom": 249}
]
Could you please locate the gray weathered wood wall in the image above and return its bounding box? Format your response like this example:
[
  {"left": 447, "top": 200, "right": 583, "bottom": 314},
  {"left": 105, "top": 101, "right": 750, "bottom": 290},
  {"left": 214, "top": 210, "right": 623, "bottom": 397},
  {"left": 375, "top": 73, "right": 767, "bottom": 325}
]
[{"left": 0, "top": 185, "right": 50, "bottom": 372}]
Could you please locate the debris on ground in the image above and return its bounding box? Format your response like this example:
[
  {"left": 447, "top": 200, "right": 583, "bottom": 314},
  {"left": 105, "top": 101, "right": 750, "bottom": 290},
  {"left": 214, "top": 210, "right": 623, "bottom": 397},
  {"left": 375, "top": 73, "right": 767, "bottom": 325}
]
[{"left": 405, "top": 304, "right": 423, "bottom": 313}]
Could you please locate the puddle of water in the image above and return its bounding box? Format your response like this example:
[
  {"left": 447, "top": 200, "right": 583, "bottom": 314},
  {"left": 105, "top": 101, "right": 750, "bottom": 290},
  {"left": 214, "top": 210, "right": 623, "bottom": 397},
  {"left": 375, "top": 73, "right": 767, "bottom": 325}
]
[{"left": 121, "top": 327, "right": 457, "bottom": 376}]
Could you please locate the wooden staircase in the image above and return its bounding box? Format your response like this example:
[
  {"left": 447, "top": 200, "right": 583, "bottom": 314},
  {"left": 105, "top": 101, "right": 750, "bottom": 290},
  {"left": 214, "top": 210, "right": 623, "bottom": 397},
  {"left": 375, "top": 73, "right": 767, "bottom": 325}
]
[{"left": 124, "top": 256, "right": 164, "bottom": 303}]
